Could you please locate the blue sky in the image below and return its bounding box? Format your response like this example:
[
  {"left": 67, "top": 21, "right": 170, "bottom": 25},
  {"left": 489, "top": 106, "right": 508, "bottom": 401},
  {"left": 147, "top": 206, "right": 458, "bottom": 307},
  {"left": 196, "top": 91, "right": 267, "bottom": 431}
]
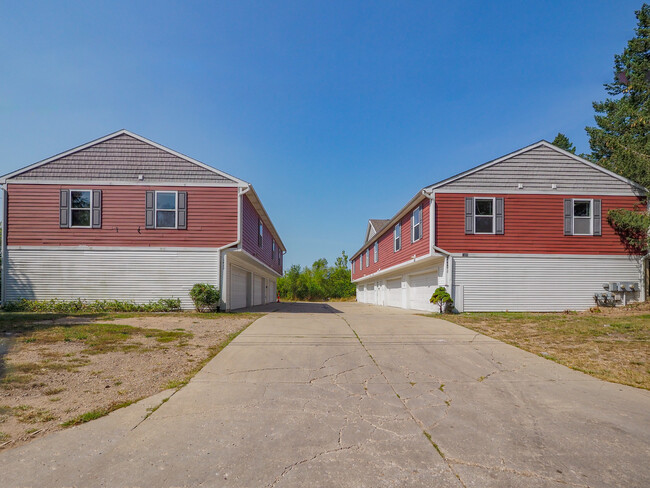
[{"left": 0, "top": 1, "right": 642, "bottom": 268}]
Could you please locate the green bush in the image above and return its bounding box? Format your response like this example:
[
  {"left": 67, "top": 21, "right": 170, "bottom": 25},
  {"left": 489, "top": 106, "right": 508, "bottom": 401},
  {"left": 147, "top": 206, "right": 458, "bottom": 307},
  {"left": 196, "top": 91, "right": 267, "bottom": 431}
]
[
  {"left": 189, "top": 283, "right": 221, "bottom": 312},
  {"left": 3, "top": 298, "right": 181, "bottom": 313},
  {"left": 430, "top": 287, "right": 454, "bottom": 314}
]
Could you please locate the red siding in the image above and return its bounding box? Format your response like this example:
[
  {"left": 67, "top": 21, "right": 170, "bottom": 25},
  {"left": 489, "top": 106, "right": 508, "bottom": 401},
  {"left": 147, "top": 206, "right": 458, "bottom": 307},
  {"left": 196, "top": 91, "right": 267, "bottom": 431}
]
[
  {"left": 352, "top": 199, "right": 430, "bottom": 280},
  {"left": 242, "top": 195, "right": 282, "bottom": 274},
  {"left": 435, "top": 193, "right": 645, "bottom": 255},
  {"left": 7, "top": 184, "right": 238, "bottom": 248}
]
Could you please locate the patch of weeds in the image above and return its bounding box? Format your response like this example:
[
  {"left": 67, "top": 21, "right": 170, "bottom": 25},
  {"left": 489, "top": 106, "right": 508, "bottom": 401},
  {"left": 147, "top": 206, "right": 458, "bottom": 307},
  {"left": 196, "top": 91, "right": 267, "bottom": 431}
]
[
  {"left": 15, "top": 407, "right": 56, "bottom": 424},
  {"left": 0, "top": 373, "right": 34, "bottom": 387},
  {"left": 48, "top": 397, "right": 61, "bottom": 402},
  {"left": 444, "top": 399, "right": 451, "bottom": 407},
  {"left": 0, "top": 432, "right": 10, "bottom": 442},
  {"left": 22, "top": 337, "right": 36, "bottom": 343},
  {"left": 44, "top": 387, "right": 65, "bottom": 396},
  {"left": 114, "top": 380, "right": 123, "bottom": 386},
  {"left": 61, "top": 399, "right": 139, "bottom": 427},
  {"left": 438, "top": 383, "right": 445, "bottom": 392},
  {"left": 409, "top": 381, "right": 416, "bottom": 386},
  {"left": 477, "top": 376, "right": 486, "bottom": 382},
  {"left": 423, "top": 431, "right": 445, "bottom": 458},
  {"left": 164, "top": 379, "right": 187, "bottom": 390},
  {"left": 24, "top": 428, "right": 38, "bottom": 434}
]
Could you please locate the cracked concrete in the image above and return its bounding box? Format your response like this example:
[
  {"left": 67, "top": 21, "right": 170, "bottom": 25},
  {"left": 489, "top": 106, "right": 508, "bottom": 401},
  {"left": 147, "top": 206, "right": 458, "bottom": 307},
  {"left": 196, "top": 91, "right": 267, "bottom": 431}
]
[{"left": 1, "top": 302, "right": 648, "bottom": 487}]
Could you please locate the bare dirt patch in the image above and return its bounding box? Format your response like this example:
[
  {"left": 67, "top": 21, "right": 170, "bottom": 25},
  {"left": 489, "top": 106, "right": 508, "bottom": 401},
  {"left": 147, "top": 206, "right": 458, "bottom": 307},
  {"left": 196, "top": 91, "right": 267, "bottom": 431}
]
[
  {"left": 437, "top": 302, "right": 649, "bottom": 390},
  {"left": 0, "top": 312, "right": 260, "bottom": 450}
]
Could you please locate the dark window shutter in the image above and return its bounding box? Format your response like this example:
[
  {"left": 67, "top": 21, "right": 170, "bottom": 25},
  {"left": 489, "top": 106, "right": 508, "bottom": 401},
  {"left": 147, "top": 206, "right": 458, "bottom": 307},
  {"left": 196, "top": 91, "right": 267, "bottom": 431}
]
[
  {"left": 60, "top": 190, "right": 69, "bottom": 228},
  {"left": 146, "top": 191, "right": 155, "bottom": 229},
  {"left": 177, "top": 191, "right": 187, "bottom": 230},
  {"left": 593, "top": 199, "right": 602, "bottom": 236},
  {"left": 564, "top": 199, "right": 573, "bottom": 235},
  {"left": 465, "top": 197, "right": 474, "bottom": 234},
  {"left": 92, "top": 190, "right": 102, "bottom": 229},
  {"left": 495, "top": 198, "right": 504, "bottom": 234}
]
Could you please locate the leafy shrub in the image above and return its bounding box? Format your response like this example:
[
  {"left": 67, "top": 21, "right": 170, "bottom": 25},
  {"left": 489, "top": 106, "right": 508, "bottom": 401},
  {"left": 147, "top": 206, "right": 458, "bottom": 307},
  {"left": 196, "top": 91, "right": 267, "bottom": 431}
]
[
  {"left": 3, "top": 298, "right": 181, "bottom": 313},
  {"left": 430, "top": 287, "right": 454, "bottom": 313},
  {"left": 189, "top": 283, "right": 221, "bottom": 312}
]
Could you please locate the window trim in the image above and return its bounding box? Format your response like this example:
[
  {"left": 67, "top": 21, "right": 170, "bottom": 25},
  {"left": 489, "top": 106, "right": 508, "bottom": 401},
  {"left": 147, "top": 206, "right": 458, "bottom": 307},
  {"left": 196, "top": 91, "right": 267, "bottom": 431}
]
[
  {"left": 374, "top": 242, "right": 378, "bottom": 263},
  {"left": 394, "top": 222, "right": 402, "bottom": 252},
  {"left": 365, "top": 249, "right": 370, "bottom": 267},
  {"left": 154, "top": 190, "right": 178, "bottom": 229},
  {"left": 69, "top": 189, "right": 93, "bottom": 229},
  {"left": 474, "top": 197, "right": 495, "bottom": 235},
  {"left": 258, "top": 219, "right": 263, "bottom": 247},
  {"left": 360, "top": 254, "right": 363, "bottom": 270},
  {"left": 412, "top": 204, "right": 422, "bottom": 242},
  {"left": 572, "top": 198, "right": 594, "bottom": 236}
]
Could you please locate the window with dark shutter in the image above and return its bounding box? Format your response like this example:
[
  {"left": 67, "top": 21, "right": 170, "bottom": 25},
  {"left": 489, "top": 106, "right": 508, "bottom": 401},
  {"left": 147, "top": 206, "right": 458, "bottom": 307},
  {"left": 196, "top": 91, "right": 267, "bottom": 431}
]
[
  {"left": 465, "top": 197, "right": 474, "bottom": 234},
  {"left": 495, "top": 198, "right": 504, "bottom": 235},
  {"left": 145, "top": 191, "right": 155, "bottom": 229},
  {"left": 593, "top": 199, "right": 602, "bottom": 236},
  {"left": 70, "top": 190, "right": 92, "bottom": 228}
]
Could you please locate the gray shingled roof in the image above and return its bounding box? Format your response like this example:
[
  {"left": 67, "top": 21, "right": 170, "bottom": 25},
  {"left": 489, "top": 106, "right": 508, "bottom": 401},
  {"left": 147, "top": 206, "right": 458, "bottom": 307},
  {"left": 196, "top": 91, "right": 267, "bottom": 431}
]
[
  {"left": 369, "top": 219, "right": 390, "bottom": 233},
  {"left": 12, "top": 133, "right": 236, "bottom": 183}
]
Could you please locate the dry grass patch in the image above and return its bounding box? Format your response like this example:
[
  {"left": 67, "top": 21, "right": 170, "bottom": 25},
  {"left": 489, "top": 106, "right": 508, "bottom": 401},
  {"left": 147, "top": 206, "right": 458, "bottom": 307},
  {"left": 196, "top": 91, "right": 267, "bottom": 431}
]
[
  {"left": 438, "top": 302, "right": 650, "bottom": 389},
  {"left": 0, "top": 311, "right": 260, "bottom": 450}
]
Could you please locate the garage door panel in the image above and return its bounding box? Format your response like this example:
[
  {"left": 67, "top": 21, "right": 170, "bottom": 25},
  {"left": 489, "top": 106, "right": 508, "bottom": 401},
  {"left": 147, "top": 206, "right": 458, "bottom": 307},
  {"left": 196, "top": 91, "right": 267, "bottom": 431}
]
[
  {"left": 408, "top": 271, "right": 437, "bottom": 312},
  {"left": 253, "top": 275, "right": 263, "bottom": 306},
  {"left": 386, "top": 279, "right": 402, "bottom": 307},
  {"left": 230, "top": 266, "right": 248, "bottom": 310}
]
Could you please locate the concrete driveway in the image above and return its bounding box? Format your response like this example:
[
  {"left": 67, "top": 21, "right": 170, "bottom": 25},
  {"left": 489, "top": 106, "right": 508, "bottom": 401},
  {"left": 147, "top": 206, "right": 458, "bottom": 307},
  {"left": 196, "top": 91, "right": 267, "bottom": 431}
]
[{"left": 2, "top": 302, "right": 649, "bottom": 487}]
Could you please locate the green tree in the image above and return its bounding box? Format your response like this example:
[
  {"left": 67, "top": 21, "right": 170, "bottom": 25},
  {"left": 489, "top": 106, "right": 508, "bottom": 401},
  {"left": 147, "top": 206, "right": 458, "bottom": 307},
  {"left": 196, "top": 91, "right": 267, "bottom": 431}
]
[
  {"left": 551, "top": 133, "right": 576, "bottom": 154},
  {"left": 585, "top": 3, "right": 650, "bottom": 190}
]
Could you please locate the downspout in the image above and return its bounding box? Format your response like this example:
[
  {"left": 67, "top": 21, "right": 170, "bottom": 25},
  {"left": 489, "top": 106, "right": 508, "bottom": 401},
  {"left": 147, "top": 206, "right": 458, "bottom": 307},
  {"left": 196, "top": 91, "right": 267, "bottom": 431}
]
[
  {"left": 220, "top": 185, "right": 250, "bottom": 311},
  {"left": 423, "top": 188, "right": 454, "bottom": 294},
  {"left": 1, "top": 184, "right": 7, "bottom": 307}
]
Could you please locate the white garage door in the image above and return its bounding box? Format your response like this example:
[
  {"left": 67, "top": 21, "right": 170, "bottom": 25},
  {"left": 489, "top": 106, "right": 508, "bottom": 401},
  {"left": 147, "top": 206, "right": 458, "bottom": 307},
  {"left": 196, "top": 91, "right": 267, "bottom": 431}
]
[
  {"left": 386, "top": 278, "right": 402, "bottom": 308},
  {"left": 268, "top": 279, "right": 277, "bottom": 303},
  {"left": 253, "top": 275, "right": 264, "bottom": 306},
  {"left": 230, "top": 266, "right": 248, "bottom": 310},
  {"left": 408, "top": 271, "right": 437, "bottom": 311},
  {"left": 357, "top": 285, "right": 365, "bottom": 303},
  {"left": 366, "top": 284, "right": 376, "bottom": 305}
]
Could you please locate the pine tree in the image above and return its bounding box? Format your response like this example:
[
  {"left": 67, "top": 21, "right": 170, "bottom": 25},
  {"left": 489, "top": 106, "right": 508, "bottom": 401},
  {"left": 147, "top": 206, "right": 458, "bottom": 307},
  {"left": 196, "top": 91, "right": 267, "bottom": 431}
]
[
  {"left": 551, "top": 133, "right": 576, "bottom": 153},
  {"left": 585, "top": 4, "right": 650, "bottom": 190}
]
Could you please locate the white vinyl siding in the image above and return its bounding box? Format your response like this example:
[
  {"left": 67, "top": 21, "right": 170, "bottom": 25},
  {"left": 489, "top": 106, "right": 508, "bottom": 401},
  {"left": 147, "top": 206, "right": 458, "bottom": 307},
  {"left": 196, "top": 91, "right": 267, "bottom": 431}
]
[
  {"left": 5, "top": 247, "right": 219, "bottom": 310},
  {"left": 453, "top": 255, "right": 643, "bottom": 312}
]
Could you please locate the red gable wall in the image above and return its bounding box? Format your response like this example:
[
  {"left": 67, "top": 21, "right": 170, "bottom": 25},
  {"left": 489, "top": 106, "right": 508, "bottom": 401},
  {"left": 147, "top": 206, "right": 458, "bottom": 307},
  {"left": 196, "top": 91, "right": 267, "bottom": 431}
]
[
  {"left": 7, "top": 184, "right": 238, "bottom": 248},
  {"left": 435, "top": 193, "right": 645, "bottom": 255}
]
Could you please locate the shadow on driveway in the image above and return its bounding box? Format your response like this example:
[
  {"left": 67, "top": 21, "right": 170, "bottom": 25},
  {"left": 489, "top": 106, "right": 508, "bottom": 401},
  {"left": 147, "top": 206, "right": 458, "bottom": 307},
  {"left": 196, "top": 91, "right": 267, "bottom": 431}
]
[{"left": 236, "top": 301, "right": 343, "bottom": 314}]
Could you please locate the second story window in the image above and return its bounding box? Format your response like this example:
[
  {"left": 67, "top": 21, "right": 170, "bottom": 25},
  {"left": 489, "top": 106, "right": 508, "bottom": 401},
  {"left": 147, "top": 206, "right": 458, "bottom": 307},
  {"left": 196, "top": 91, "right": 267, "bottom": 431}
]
[
  {"left": 272, "top": 240, "right": 276, "bottom": 259},
  {"left": 366, "top": 249, "right": 369, "bottom": 267},
  {"left": 394, "top": 222, "right": 401, "bottom": 251},
  {"left": 565, "top": 199, "right": 601, "bottom": 236},
  {"left": 156, "top": 191, "right": 177, "bottom": 228},
  {"left": 360, "top": 255, "right": 363, "bottom": 270},
  {"left": 412, "top": 205, "right": 422, "bottom": 242},
  {"left": 474, "top": 198, "right": 494, "bottom": 234},
  {"left": 258, "top": 219, "right": 263, "bottom": 247},
  {"left": 70, "top": 190, "right": 92, "bottom": 228},
  {"left": 374, "top": 242, "right": 378, "bottom": 262}
]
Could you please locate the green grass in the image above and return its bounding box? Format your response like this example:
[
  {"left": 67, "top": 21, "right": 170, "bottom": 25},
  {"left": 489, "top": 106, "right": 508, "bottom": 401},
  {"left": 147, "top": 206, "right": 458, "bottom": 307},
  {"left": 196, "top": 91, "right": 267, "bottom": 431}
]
[
  {"left": 61, "top": 399, "right": 139, "bottom": 427},
  {"left": 437, "top": 307, "right": 650, "bottom": 389}
]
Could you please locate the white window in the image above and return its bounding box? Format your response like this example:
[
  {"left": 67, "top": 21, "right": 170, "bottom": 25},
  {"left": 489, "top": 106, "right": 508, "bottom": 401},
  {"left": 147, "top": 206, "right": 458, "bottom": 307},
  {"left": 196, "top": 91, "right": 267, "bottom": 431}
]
[
  {"left": 258, "top": 219, "right": 263, "bottom": 247},
  {"left": 70, "top": 190, "right": 92, "bottom": 228},
  {"left": 394, "top": 222, "right": 402, "bottom": 251},
  {"left": 412, "top": 205, "right": 422, "bottom": 242},
  {"left": 155, "top": 191, "right": 177, "bottom": 228},
  {"left": 474, "top": 198, "right": 495, "bottom": 234},
  {"left": 272, "top": 240, "right": 276, "bottom": 259},
  {"left": 573, "top": 200, "right": 593, "bottom": 235},
  {"left": 360, "top": 255, "right": 363, "bottom": 270},
  {"left": 366, "top": 249, "right": 369, "bottom": 267},
  {"left": 374, "top": 242, "right": 378, "bottom": 263}
]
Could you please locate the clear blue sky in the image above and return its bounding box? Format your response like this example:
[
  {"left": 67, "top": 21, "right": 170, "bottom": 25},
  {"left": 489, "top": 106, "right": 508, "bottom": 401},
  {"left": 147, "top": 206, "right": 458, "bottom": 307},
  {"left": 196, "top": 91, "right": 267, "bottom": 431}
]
[{"left": 0, "top": 1, "right": 642, "bottom": 268}]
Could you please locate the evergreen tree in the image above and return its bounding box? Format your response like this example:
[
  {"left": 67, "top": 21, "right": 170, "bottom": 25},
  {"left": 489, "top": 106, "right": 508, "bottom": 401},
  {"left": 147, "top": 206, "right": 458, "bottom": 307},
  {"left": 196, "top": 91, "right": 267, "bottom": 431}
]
[
  {"left": 585, "top": 4, "right": 650, "bottom": 190},
  {"left": 551, "top": 133, "right": 576, "bottom": 153}
]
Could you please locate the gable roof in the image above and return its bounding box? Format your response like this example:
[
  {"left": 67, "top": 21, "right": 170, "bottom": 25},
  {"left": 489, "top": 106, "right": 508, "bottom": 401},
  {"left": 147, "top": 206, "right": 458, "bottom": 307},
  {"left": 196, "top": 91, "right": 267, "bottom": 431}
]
[
  {"left": 0, "top": 130, "right": 248, "bottom": 186},
  {"left": 425, "top": 141, "right": 647, "bottom": 195},
  {"left": 365, "top": 219, "right": 390, "bottom": 242}
]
